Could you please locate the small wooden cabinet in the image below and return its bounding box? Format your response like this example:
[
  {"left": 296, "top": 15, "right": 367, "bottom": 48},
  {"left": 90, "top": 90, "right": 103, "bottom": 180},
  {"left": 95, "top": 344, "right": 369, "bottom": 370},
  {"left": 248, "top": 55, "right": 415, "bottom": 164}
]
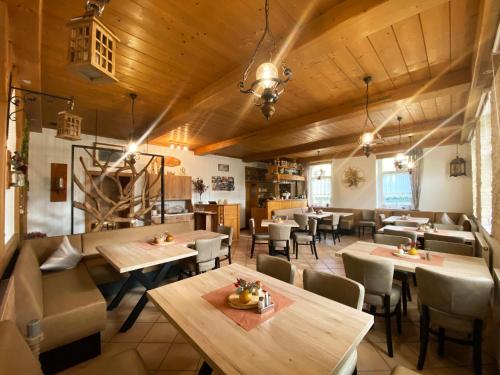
[
  {"left": 194, "top": 203, "right": 240, "bottom": 239},
  {"left": 164, "top": 174, "right": 191, "bottom": 200}
]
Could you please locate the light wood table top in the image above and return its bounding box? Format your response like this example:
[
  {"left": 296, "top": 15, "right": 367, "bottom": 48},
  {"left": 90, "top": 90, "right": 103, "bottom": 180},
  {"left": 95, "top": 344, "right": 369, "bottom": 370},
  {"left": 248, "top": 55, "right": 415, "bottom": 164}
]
[
  {"left": 261, "top": 219, "right": 299, "bottom": 227},
  {"left": 383, "top": 216, "right": 429, "bottom": 225},
  {"left": 97, "top": 230, "right": 227, "bottom": 273},
  {"left": 379, "top": 225, "right": 475, "bottom": 243},
  {"left": 336, "top": 241, "right": 492, "bottom": 281},
  {"left": 148, "top": 263, "right": 373, "bottom": 375}
]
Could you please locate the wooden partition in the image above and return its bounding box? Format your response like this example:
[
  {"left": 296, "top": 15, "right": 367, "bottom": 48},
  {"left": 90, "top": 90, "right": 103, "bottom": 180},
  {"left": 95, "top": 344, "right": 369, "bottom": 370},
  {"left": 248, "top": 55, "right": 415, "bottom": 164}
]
[{"left": 194, "top": 204, "right": 240, "bottom": 239}]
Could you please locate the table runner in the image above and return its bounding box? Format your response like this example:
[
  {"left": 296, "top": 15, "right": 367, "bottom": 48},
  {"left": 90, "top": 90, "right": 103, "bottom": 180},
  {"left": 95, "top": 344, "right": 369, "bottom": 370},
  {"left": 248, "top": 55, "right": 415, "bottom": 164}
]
[
  {"left": 202, "top": 284, "right": 295, "bottom": 331},
  {"left": 371, "top": 247, "right": 444, "bottom": 267}
]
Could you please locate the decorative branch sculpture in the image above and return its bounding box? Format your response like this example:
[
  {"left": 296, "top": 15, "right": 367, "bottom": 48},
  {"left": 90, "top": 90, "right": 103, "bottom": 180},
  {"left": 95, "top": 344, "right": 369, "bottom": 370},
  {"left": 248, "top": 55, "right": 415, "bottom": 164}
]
[{"left": 73, "top": 149, "right": 161, "bottom": 231}]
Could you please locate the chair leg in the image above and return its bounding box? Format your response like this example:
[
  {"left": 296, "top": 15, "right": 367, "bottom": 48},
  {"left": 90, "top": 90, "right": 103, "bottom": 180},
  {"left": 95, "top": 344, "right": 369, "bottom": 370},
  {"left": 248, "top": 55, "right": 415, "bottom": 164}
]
[
  {"left": 473, "top": 320, "right": 483, "bottom": 375},
  {"left": 396, "top": 301, "right": 402, "bottom": 335},
  {"left": 353, "top": 366, "right": 357, "bottom": 375},
  {"left": 228, "top": 245, "right": 232, "bottom": 264},
  {"left": 286, "top": 241, "right": 290, "bottom": 261},
  {"left": 295, "top": 241, "right": 299, "bottom": 259},
  {"left": 417, "top": 306, "right": 430, "bottom": 370},
  {"left": 402, "top": 278, "right": 408, "bottom": 316},
  {"left": 250, "top": 237, "right": 255, "bottom": 258},
  {"left": 406, "top": 281, "right": 412, "bottom": 302},
  {"left": 332, "top": 229, "right": 336, "bottom": 244},
  {"left": 384, "top": 295, "right": 394, "bottom": 357},
  {"left": 311, "top": 241, "right": 318, "bottom": 260},
  {"left": 437, "top": 328, "right": 445, "bottom": 357}
]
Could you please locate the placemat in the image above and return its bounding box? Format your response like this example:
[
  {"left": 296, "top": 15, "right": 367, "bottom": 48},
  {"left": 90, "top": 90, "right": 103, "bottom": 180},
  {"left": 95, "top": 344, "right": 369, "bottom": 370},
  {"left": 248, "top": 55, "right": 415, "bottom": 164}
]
[
  {"left": 371, "top": 247, "right": 444, "bottom": 266},
  {"left": 202, "top": 284, "right": 295, "bottom": 331}
]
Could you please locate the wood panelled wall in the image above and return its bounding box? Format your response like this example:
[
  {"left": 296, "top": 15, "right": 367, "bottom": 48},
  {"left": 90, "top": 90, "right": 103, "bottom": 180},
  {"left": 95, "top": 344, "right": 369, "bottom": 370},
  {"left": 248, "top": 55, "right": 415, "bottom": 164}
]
[{"left": 491, "top": 58, "right": 500, "bottom": 241}]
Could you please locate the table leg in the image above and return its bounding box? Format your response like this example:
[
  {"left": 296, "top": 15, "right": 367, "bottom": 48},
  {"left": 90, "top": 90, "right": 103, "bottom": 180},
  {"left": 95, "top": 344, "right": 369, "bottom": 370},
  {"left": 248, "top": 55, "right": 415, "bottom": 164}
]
[
  {"left": 107, "top": 275, "right": 136, "bottom": 311},
  {"left": 119, "top": 262, "right": 173, "bottom": 332}
]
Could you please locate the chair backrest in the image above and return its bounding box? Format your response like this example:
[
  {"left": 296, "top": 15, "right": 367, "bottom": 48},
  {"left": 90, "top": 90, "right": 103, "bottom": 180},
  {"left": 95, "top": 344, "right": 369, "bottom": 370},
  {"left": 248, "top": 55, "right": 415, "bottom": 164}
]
[
  {"left": 272, "top": 215, "right": 288, "bottom": 220},
  {"left": 424, "top": 240, "right": 474, "bottom": 256},
  {"left": 395, "top": 220, "right": 419, "bottom": 227},
  {"left": 293, "top": 213, "right": 309, "bottom": 230},
  {"left": 362, "top": 209, "right": 375, "bottom": 221},
  {"left": 249, "top": 218, "right": 256, "bottom": 235},
  {"left": 256, "top": 254, "right": 296, "bottom": 284},
  {"left": 374, "top": 234, "right": 411, "bottom": 247},
  {"left": 378, "top": 213, "right": 386, "bottom": 222},
  {"left": 331, "top": 214, "right": 341, "bottom": 226},
  {"left": 342, "top": 252, "right": 394, "bottom": 296},
  {"left": 433, "top": 223, "right": 464, "bottom": 231},
  {"left": 308, "top": 217, "right": 318, "bottom": 236},
  {"left": 303, "top": 270, "right": 365, "bottom": 310},
  {"left": 268, "top": 224, "right": 291, "bottom": 241},
  {"left": 384, "top": 228, "right": 418, "bottom": 243},
  {"left": 194, "top": 238, "right": 222, "bottom": 264},
  {"left": 424, "top": 232, "right": 465, "bottom": 244},
  {"left": 415, "top": 267, "right": 491, "bottom": 320},
  {"left": 217, "top": 225, "right": 234, "bottom": 246}
]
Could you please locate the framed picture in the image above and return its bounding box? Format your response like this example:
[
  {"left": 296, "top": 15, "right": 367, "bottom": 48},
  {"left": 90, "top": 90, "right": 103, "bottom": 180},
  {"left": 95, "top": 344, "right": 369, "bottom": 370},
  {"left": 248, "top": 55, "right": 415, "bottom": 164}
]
[
  {"left": 211, "top": 176, "right": 235, "bottom": 191},
  {"left": 93, "top": 142, "right": 125, "bottom": 167},
  {"left": 218, "top": 163, "right": 229, "bottom": 172}
]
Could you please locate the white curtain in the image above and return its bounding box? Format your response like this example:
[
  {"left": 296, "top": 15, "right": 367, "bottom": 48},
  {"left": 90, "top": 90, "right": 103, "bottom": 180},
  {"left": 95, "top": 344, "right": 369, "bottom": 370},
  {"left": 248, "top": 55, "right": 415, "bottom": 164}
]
[{"left": 409, "top": 148, "right": 423, "bottom": 210}]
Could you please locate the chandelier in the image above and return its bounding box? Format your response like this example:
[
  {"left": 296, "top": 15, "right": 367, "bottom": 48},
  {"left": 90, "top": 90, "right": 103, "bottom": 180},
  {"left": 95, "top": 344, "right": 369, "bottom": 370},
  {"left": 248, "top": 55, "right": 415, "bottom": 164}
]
[
  {"left": 450, "top": 144, "right": 466, "bottom": 177},
  {"left": 394, "top": 116, "right": 406, "bottom": 170},
  {"left": 239, "top": 0, "right": 292, "bottom": 119},
  {"left": 126, "top": 93, "right": 139, "bottom": 164},
  {"left": 407, "top": 136, "right": 415, "bottom": 175},
  {"left": 359, "top": 76, "right": 383, "bottom": 157}
]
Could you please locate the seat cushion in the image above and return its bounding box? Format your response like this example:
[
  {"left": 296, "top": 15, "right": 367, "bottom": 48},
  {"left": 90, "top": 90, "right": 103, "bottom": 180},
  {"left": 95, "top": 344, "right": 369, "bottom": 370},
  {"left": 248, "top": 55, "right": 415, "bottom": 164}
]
[
  {"left": 365, "top": 283, "right": 401, "bottom": 310},
  {"left": 428, "top": 307, "right": 476, "bottom": 334},
  {"left": 254, "top": 233, "right": 269, "bottom": 241},
  {"left": 179, "top": 258, "right": 216, "bottom": 274},
  {"left": 60, "top": 349, "right": 148, "bottom": 375},
  {"left": 41, "top": 263, "right": 107, "bottom": 352},
  {"left": 359, "top": 221, "right": 376, "bottom": 227},
  {"left": 318, "top": 224, "right": 336, "bottom": 230},
  {"left": 293, "top": 233, "right": 313, "bottom": 243}
]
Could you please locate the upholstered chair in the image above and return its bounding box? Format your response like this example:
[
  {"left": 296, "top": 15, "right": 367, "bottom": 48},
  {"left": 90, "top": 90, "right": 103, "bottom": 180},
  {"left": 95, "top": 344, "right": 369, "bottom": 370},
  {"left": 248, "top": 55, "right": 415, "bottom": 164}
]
[
  {"left": 342, "top": 252, "right": 402, "bottom": 357},
  {"left": 433, "top": 223, "right": 464, "bottom": 231},
  {"left": 293, "top": 218, "right": 318, "bottom": 259},
  {"left": 216, "top": 225, "right": 233, "bottom": 266},
  {"left": 256, "top": 254, "right": 296, "bottom": 284},
  {"left": 384, "top": 228, "right": 418, "bottom": 243},
  {"left": 358, "top": 210, "right": 376, "bottom": 238},
  {"left": 303, "top": 270, "right": 365, "bottom": 375},
  {"left": 179, "top": 238, "right": 221, "bottom": 278},
  {"left": 394, "top": 220, "right": 419, "bottom": 228},
  {"left": 293, "top": 213, "right": 309, "bottom": 232},
  {"left": 249, "top": 218, "right": 269, "bottom": 258},
  {"left": 375, "top": 233, "right": 413, "bottom": 315},
  {"left": 415, "top": 267, "right": 492, "bottom": 375},
  {"left": 378, "top": 213, "right": 387, "bottom": 226},
  {"left": 424, "top": 240, "right": 474, "bottom": 257},
  {"left": 318, "top": 214, "right": 343, "bottom": 244},
  {"left": 268, "top": 224, "right": 292, "bottom": 261},
  {"left": 424, "top": 232, "right": 465, "bottom": 244}
]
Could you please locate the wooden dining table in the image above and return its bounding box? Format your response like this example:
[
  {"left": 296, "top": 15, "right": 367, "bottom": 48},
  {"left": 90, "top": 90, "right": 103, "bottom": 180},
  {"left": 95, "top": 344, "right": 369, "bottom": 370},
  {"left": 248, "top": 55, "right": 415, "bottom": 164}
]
[
  {"left": 148, "top": 263, "right": 373, "bottom": 375},
  {"left": 383, "top": 216, "right": 429, "bottom": 225},
  {"left": 261, "top": 219, "right": 299, "bottom": 227},
  {"left": 97, "top": 230, "right": 228, "bottom": 332},
  {"left": 379, "top": 225, "right": 476, "bottom": 243},
  {"left": 336, "top": 241, "right": 492, "bottom": 280}
]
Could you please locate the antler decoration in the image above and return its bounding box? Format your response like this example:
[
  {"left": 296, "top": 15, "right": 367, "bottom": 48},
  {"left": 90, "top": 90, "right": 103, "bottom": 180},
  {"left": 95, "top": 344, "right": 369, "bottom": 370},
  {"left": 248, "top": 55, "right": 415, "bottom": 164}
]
[{"left": 73, "top": 149, "right": 161, "bottom": 231}]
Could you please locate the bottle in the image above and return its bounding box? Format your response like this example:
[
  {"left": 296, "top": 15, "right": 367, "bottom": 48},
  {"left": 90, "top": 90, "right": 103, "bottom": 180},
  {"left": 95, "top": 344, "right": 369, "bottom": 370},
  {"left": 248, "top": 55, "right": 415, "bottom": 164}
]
[{"left": 258, "top": 297, "right": 264, "bottom": 312}]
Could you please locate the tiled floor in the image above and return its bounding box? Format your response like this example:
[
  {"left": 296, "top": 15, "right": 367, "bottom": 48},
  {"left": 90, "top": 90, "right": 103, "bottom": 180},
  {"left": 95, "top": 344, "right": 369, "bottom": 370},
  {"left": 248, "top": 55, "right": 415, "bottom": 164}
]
[{"left": 99, "top": 232, "right": 498, "bottom": 375}]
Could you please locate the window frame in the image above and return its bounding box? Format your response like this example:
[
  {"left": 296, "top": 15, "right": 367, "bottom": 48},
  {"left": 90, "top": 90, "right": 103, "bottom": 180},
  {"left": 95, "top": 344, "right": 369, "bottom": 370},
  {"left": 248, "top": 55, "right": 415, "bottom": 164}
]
[
  {"left": 377, "top": 157, "right": 413, "bottom": 209},
  {"left": 309, "top": 162, "right": 332, "bottom": 207}
]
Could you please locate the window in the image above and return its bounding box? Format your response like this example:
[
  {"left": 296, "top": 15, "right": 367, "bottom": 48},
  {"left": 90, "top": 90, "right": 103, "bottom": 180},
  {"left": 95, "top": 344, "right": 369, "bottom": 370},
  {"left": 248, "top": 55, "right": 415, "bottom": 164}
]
[
  {"left": 479, "top": 98, "right": 492, "bottom": 232},
  {"left": 379, "top": 158, "right": 412, "bottom": 208},
  {"left": 471, "top": 132, "right": 477, "bottom": 218},
  {"left": 309, "top": 163, "right": 331, "bottom": 206}
]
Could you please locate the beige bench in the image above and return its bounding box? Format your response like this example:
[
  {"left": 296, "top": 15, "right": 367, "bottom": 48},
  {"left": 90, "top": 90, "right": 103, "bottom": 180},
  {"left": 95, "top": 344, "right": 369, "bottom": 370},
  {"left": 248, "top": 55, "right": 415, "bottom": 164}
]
[{"left": 271, "top": 207, "right": 307, "bottom": 218}]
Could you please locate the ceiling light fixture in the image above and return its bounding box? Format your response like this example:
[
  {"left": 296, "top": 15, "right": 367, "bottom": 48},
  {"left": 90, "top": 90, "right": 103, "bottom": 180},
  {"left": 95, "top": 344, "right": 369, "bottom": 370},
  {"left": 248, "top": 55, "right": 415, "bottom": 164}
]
[
  {"left": 394, "top": 116, "right": 405, "bottom": 170},
  {"left": 126, "top": 93, "right": 139, "bottom": 163},
  {"left": 358, "top": 76, "right": 383, "bottom": 157},
  {"left": 450, "top": 143, "right": 466, "bottom": 177},
  {"left": 407, "top": 136, "right": 415, "bottom": 174},
  {"left": 239, "top": 0, "right": 291, "bottom": 120}
]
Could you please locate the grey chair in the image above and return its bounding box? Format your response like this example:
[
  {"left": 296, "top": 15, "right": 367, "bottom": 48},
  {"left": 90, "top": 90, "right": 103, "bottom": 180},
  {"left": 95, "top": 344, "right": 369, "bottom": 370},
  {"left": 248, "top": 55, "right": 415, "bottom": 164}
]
[
  {"left": 375, "top": 233, "right": 412, "bottom": 315},
  {"left": 303, "top": 270, "right": 365, "bottom": 375},
  {"left": 268, "top": 223, "right": 292, "bottom": 261},
  {"left": 318, "top": 214, "right": 343, "bottom": 244},
  {"left": 424, "top": 232, "right": 465, "bottom": 244},
  {"left": 293, "top": 217, "right": 318, "bottom": 259},
  {"left": 216, "top": 225, "right": 233, "bottom": 266},
  {"left": 249, "top": 218, "right": 269, "bottom": 258},
  {"left": 415, "top": 267, "right": 492, "bottom": 375},
  {"left": 293, "top": 213, "right": 309, "bottom": 232},
  {"left": 178, "top": 238, "right": 222, "bottom": 278},
  {"left": 358, "top": 210, "right": 376, "bottom": 238},
  {"left": 384, "top": 228, "right": 418, "bottom": 243},
  {"left": 433, "top": 223, "right": 464, "bottom": 231},
  {"left": 395, "top": 220, "right": 419, "bottom": 228},
  {"left": 257, "top": 254, "right": 296, "bottom": 284},
  {"left": 342, "top": 252, "right": 402, "bottom": 357},
  {"left": 424, "top": 240, "right": 474, "bottom": 257}
]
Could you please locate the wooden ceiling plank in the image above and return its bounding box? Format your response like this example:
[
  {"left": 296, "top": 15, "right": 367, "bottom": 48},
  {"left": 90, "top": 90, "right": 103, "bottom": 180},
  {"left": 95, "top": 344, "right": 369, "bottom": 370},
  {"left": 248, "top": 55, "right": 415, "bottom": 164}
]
[
  {"left": 450, "top": 0, "right": 479, "bottom": 72},
  {"left": 242, "top": 117, "right": 462, "bottom": 161},
  {"left": 194, "top": 68, "right": 470, "bottom": 155}
]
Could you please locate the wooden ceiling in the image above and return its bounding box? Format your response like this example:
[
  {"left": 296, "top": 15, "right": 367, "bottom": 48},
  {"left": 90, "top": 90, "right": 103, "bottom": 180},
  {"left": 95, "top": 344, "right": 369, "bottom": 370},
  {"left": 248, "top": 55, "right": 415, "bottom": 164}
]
[{"left": 20, "top": 0, "right": 497, "bottom": 160}]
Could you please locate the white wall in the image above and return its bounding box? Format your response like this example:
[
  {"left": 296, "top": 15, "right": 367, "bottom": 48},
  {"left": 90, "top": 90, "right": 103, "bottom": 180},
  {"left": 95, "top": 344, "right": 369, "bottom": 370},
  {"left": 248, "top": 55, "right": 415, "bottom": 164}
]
[{"left": 28, "top": 128, "right": 257, "bottom": 236}]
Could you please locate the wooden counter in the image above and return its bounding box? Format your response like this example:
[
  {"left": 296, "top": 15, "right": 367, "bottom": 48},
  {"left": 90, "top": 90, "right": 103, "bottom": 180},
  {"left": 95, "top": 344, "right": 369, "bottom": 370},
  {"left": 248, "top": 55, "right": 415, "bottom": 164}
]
[{"left": 193, "top": 204, "right": 240, "bottom": 239}]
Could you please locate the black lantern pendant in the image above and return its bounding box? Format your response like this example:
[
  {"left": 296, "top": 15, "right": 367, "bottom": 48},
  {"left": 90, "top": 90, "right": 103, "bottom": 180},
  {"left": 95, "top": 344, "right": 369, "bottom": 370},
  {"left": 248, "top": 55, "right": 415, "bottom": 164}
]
[{"left": 450, "top": 144, "right": 466, "bottom": 177}]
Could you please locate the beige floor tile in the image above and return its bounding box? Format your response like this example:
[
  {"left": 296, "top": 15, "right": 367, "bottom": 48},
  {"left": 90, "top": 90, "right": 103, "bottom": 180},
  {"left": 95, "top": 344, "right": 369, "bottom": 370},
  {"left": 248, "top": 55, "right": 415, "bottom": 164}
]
[
  {"left": 357, "top": 342, "right": 391, "bottom": 371},
  {"left": 143, "top": 322, "right": 179, "bottom": 343},
  {"left": 110, "top": 322, "right": 154, "bottom": 343},
  {"left": 136, "top": 342, "right": 171, "bottom": 370},
  {"left": 159, "top": 343, "right": 201, "bottom": 371},
  {"left": 174, "top": 333, "right": 188, "bottom": 344},
  {"left": 101, "top": 342, "right": 138, "bottom": 356},
  {"left": 101, "top": 320, "right": 121, "bottom": 342}
]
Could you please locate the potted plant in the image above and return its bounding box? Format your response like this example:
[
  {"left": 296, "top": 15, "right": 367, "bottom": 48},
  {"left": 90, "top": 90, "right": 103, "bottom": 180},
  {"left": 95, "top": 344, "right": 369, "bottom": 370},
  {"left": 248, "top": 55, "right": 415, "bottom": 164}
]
[{"left": 192, "top": 177, "right": 209, "bottom": 204}]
